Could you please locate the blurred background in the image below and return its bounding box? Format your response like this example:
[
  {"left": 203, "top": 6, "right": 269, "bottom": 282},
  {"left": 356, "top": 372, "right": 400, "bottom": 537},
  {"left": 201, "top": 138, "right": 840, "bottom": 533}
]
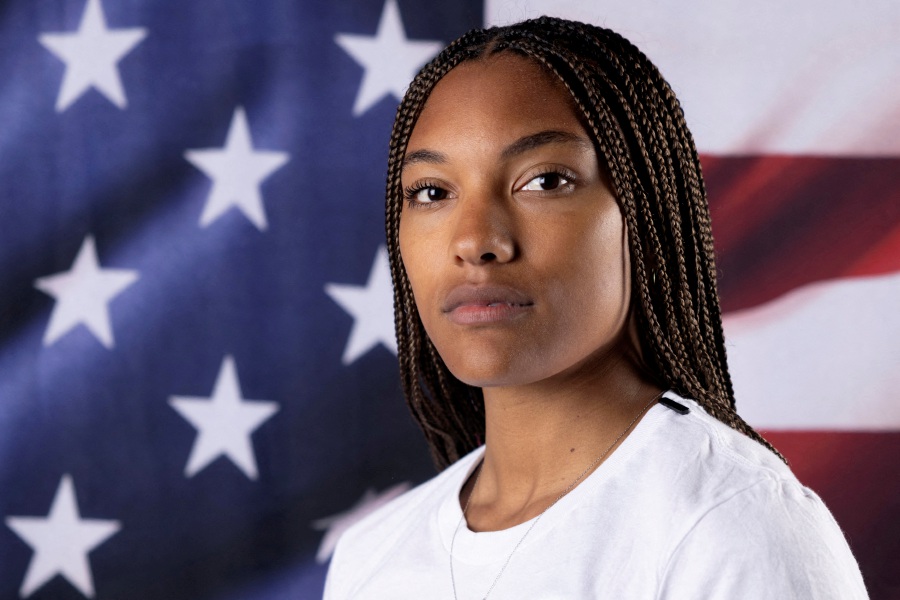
[{"left": 0, "top": 0, "right": 897, "bottom": 598}]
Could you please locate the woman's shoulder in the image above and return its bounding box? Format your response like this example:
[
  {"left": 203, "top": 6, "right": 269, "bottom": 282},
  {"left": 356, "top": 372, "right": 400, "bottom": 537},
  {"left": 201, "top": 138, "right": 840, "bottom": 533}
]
[
  {"left": 649, "top": 392, "right": 796, "bottom": 494},
  {"left": 324, "top": 447, "right": 482, "bottom": 598},
  {"left": 646, "top": 392, "right": 836, "bottom": 530},
  {"left": 654, "top": 460, "right": 868, "bottom": 598},
  {"left": 644, "top": 392, "right": 868, "bottom": 598},
  {"left": 623, "top": 391, "right": 824, "bottom": 538}
]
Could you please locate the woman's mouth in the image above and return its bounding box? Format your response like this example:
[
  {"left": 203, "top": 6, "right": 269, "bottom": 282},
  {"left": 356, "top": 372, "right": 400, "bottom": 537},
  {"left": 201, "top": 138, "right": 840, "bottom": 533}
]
[{"left": 442, "top": 285, "right": 534, "bottom": 325}]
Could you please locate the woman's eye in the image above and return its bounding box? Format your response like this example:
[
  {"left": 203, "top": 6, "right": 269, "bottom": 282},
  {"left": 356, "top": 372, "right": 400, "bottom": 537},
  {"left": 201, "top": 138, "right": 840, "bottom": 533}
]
[
  {"left": 522, "top": 172, "right": 570, "bottom": 191},
  {"left": 413, "top": 187, "right": 448, "bottom": 203}
]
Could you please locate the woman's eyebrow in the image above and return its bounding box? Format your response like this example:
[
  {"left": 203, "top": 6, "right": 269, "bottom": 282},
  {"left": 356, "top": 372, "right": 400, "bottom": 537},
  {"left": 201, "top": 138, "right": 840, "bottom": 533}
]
[
  {"left": 402, "top": 149, "right": 446, "bottom": 170},
  {"left": 500, "top": 130, "right": 592, "bottom": 159},
  {"left": 402, "top": 130, "right": 590, "bottom": 171}
]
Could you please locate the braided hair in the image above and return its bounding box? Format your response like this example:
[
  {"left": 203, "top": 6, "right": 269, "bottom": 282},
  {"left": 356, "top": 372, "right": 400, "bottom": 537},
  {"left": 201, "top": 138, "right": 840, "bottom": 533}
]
[{"left": 385, "top": 16, "right": 783, "bottom": 469}]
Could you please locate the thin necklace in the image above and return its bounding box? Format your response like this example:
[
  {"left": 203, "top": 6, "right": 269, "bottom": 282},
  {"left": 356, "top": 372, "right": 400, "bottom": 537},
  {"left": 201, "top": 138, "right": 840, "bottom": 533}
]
[{"left": 450, "top": 391, "right": 663, "bottom": 600}]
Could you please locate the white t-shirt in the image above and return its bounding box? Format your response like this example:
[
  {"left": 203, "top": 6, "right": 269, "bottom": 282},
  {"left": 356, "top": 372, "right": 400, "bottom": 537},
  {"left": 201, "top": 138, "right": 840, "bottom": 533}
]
[{"left": 324, "top": 392, "right": 868, "bottom": 599}]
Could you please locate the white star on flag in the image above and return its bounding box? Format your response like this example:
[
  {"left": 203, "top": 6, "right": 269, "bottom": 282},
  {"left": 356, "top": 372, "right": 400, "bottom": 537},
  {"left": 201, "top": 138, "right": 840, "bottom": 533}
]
[
  {"left": 5, "top": 475, "right": 121, "bottom": 598},
  {"left": 184, "top": 106, "right": 290, "bottom": 231},
  {"left": 325, "top": 246, "right": 397, "bottom": 364},
  {"left": 311, "top": 482, "right": 410, "bottom": 563},
  {"left": 169, "top": 356, "right": 280, "bottom": 480},
  {"left": 38, "top": 0, "right": 147, "bottom": 112},
  {"left": 34, "top": 235, "right": 138, "bottom": 349},
  {"left": 335, "top": 0, "right": 443, "bottom": 116}
]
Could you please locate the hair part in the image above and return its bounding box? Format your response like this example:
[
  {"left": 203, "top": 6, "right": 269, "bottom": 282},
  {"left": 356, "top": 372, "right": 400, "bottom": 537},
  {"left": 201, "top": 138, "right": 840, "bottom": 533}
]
[{"left": 385, "top": 16, "right": 783, "bottom": 469}]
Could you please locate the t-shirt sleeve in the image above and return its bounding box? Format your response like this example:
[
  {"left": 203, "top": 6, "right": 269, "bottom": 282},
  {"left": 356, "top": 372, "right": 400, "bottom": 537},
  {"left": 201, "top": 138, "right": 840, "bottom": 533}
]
[{"left": 658, "top": 478, "right": 868, "bottom": 600}]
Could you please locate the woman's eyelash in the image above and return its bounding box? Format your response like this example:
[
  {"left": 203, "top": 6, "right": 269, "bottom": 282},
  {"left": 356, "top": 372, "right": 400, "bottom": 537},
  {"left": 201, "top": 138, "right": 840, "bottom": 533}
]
[
  {"left": 402, "top": 167, "right": 577, "bottom": 204},
  {"left": 402, "top": 182, "right": 449, "bottom": 209},
  {"left": 519, "top": 167, "right": 579, "bottom": 192},
  {"left": 402, "top": 184, "right": 428, "bottom": 200},
  {"left": 528, "top": 167, "right": 577, "bottom": 183}
]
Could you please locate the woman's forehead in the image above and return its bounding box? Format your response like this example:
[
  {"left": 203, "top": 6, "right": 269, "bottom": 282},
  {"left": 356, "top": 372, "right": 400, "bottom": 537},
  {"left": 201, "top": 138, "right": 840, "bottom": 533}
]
[{"left": 407, "top": 53, "right": 589, "bottom": 153}]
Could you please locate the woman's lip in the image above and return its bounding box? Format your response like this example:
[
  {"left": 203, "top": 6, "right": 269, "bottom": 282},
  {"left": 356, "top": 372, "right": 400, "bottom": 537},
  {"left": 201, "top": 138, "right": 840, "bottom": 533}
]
[
  {"left": 445, "top": 303, "right": 533, "bottom": 325},
  {"left": 441, "top": 284, "right": 534, "bottom": 324}
]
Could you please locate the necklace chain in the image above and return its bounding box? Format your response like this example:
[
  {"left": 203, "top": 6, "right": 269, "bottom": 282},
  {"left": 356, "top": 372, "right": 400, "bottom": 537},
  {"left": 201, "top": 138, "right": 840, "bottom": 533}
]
[{"left": 450, "top": 391, "right": 663, "bottom": 600}]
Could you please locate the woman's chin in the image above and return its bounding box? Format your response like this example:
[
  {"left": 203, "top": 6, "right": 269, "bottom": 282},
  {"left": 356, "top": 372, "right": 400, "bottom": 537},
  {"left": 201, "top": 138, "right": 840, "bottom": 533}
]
[{"left": 442, "top": 353, "right": 542, "bottom": 389}]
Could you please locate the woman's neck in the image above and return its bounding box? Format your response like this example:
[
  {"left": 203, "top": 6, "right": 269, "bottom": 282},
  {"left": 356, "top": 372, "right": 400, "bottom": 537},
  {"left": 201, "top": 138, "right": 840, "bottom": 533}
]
[{"left": 462, "top": 352, "right": 661, "bottom": 532}]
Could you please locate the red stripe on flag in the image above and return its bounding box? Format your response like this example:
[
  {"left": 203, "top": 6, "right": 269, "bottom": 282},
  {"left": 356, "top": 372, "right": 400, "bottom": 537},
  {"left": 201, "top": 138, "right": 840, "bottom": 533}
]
[
  {"left": 762, "top": 431, "right": 900, "bottom": 597},
  {"left": 702, "top": 155, "right": 900, "bottom": 313}
]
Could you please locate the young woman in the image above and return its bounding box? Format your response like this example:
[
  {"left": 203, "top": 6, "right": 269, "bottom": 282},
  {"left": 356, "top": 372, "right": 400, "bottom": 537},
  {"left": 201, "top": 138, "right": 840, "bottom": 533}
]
[{"left": 324, "top": 17, "right": 867, "bottom": 599}]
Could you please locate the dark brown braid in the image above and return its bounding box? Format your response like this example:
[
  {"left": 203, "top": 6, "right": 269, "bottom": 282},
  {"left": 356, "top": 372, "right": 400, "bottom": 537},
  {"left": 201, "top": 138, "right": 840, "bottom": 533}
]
[{"left": 385, "top": 17, "right": 783, "bottom": 469}]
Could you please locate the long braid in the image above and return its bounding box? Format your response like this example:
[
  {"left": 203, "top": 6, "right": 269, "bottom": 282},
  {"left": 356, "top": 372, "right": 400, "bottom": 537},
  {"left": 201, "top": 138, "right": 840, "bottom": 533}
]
[{"left": 386, "top": 17, "right": 783, "bottom": 469}]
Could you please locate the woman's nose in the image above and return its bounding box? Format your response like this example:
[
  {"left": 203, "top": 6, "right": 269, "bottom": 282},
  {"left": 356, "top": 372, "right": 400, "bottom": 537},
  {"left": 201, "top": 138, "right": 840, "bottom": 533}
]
[{"left": 449, "top": 195, "right": 516, "bottom": 265}]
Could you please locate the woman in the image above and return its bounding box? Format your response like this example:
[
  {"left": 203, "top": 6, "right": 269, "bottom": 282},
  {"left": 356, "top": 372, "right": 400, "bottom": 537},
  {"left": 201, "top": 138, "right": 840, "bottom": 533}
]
[{"left": 324, "top": 17, "right": 867, "bottom": 599}]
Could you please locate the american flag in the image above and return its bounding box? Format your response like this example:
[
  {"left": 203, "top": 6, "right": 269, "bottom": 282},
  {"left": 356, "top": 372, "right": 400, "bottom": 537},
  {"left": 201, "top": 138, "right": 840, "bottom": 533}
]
[{"left": 0, "top": 0, "right": 896, "bottom": 598}]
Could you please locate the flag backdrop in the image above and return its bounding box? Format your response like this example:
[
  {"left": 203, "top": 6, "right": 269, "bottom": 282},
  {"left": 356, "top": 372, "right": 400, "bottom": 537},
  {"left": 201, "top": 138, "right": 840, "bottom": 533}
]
[{"left": 0, "top": 0, "right": 897, "bottom": 598}]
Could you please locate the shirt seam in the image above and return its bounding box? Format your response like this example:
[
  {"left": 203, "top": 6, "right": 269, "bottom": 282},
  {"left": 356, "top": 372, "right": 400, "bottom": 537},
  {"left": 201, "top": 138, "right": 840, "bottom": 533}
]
[{"left": 684, "top": 400, "right": 787, "bottom": 478}]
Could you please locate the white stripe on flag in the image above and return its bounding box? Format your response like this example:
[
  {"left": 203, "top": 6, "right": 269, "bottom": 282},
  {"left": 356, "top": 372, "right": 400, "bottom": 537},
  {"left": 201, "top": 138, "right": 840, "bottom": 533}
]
[
  {"left": 723, "top": 271, "right": 900, "bottom": 430},
  {"left": 485, "top": 0, "right": 900, "bottom": 157}
]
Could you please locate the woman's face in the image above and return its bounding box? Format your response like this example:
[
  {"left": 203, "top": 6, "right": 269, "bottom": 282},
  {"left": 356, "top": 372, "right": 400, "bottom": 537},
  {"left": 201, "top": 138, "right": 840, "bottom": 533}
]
[{"left": 399, "top": 54, "right": 633, "bottom": 389}]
